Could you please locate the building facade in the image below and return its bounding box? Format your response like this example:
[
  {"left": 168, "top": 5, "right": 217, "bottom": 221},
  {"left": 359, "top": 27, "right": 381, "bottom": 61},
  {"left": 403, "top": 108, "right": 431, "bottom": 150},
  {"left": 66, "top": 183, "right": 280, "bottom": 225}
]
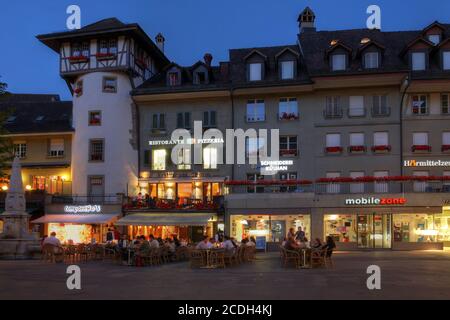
[{"left": 33, "top": 8, "right": 450, "bottom": 249}]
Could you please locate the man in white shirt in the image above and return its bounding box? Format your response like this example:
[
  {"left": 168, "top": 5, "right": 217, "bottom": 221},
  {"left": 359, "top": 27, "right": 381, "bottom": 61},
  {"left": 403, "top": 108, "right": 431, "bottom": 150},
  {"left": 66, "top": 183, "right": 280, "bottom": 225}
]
[
  {"left": 196, "top": 236, "right": 213, "bottom": 250},
  {"left": 149, "top": 235, "right": 160, "bottom": 249},
  {"left": 43, "top": 232, "right": 62, "bottom": 248},
  {"left": 223, "top": 236, "right": 236, "bottom": 253}
]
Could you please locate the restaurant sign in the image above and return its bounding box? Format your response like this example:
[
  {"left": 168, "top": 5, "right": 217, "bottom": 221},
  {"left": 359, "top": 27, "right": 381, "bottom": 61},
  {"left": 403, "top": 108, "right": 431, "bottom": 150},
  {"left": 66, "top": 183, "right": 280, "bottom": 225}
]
[
  {"left": 64, "top": 205, "right": 102, "bottom": 214},
  {"left": 260, "top": 160, "right": 294, "bottom": 175},
  {"left": 345, "top": 197, "right": 407, "bottom": 206},
  {"left": 404, "top": 160, "right": 450, "bottom": 167}
]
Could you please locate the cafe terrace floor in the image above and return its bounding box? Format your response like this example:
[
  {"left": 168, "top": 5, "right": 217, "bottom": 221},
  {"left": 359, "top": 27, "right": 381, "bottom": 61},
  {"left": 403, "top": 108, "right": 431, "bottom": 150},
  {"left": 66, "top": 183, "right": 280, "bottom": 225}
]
[{"left": 1, "top": 250, "right": 450, "bottom": 300}]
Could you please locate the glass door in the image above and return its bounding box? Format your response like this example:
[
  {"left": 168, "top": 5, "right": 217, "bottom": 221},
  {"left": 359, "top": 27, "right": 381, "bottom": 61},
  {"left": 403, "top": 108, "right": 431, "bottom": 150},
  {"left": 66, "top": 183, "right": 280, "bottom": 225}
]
[{"left": 357, "top": 214, "right": 392, "bottom": 249}]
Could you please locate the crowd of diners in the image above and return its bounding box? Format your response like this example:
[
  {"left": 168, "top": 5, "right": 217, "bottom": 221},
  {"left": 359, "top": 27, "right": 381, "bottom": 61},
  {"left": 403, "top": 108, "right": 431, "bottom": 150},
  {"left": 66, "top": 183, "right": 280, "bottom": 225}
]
[{"left": 282, "top": 226, "right": 336, "bottom": 258}]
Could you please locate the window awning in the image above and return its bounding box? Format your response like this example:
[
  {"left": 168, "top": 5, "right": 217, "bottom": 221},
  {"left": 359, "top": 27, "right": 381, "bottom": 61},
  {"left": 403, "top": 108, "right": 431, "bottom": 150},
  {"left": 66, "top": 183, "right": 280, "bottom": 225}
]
[
  {"left": 115, "top": 213, "right": 216, "bottom": 227},
  {"left": 31, "top": 214, "right": 119, "bottom": 224}
]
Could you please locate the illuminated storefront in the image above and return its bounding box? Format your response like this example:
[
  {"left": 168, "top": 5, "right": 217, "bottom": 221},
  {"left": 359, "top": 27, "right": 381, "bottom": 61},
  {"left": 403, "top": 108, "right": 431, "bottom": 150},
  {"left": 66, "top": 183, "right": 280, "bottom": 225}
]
[{"left": 230, "top": 214, "right": 310, "bottom": 243}]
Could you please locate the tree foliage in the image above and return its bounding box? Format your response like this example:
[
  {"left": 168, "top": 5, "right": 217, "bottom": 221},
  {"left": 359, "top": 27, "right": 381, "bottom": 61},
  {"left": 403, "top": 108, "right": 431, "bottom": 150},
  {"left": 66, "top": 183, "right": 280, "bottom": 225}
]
[{"left": 0, "top": 78, "right": 13, "bottom": 177}]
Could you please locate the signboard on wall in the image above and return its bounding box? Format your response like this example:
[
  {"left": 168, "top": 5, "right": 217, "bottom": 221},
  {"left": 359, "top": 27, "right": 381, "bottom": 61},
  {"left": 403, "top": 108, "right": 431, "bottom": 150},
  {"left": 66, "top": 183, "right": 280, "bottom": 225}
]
[{"left": 64, "top": 205, "right": 102, "bottom": 214}]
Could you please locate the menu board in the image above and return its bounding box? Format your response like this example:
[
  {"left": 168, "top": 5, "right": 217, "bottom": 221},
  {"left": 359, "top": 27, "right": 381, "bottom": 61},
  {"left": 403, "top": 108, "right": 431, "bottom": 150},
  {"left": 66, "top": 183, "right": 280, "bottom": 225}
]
[{"left": 255, "top": 236, "right": 267, "bottom": 251}]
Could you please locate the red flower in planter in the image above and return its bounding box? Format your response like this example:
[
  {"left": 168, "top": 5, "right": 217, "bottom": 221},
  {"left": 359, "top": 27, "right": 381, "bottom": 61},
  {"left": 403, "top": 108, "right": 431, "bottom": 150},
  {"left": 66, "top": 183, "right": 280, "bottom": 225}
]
[
  {"left": 68, "top": 56, "right": 88, "bottom": 63},
  {"left": 280, "top": 149, "right": 298, "bottom": 156},
  {"left": 96, "top": 52, "right": 116, "bottom": 59},
  {"left": 349, "top": 145, "right": 366, "bottom": 153},
  {"left": 325, "top": 146, "right": 343, "bottom": 153},
  {"left": 372, "top": 145, "right": 391, "bottom": 152},
  {"left": 412, "top": 145, "right": 431, "bottom": 152},
  {"left": 442, "top": 145, "right": 450, "bottom": 152}
]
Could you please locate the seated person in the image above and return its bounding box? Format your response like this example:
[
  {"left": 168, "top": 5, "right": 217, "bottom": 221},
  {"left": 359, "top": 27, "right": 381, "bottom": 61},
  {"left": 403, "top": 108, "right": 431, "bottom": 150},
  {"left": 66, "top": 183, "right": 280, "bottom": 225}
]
[
  {"left": 196, "top": 236, "right": 213, "bottom": 250},
  {"left": 284, "top": 236, "right": 300, "bottom": 251},
  {"left": 43, "top": 232, "right": 62, "bottom": 249},
  {"left": 312, "top": 238, "right": 323, "bottom": 249},
  {"left": 322, "top": 236, "right": 337, "bottom": 258},
  {"left": 223, "top": 236, "right": 236, "bottom": 253}
]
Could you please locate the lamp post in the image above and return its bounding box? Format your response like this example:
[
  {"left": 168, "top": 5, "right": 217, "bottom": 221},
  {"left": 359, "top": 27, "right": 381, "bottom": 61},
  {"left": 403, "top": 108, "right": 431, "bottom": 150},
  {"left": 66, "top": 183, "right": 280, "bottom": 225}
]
[{"left": 399, "top": 74, "right": 411, "bottom": 192}]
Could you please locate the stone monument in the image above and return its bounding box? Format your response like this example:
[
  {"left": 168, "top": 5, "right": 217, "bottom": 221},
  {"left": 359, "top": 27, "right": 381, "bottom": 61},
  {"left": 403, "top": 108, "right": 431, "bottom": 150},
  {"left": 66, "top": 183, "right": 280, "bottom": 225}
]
[{"left": 0, "top": 157, "right": 40, "bottom": 259}]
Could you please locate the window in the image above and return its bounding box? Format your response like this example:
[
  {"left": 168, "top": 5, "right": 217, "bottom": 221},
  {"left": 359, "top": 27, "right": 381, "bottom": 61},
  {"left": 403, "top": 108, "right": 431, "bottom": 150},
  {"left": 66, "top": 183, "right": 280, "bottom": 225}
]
[
  {"left": 443, "top": 132, "right": 450, "bottom": 145},
  {"left": 349, "top": 96, "right": 365, "bottom": 117},
  {"left": 203, "top": 111, "right": 217, "bottom": 128},
  {"left": 176, "top": 112, "right": 191, "bottom": 129},
  {"left": 98, "top": 38, "right": 117, "bottom": 55},
  {"left": 177, "top": 148, "right": 191, "bottom": 170},
  {"left": 249, "top": 63, "right": 262, "bottom": 81},
  {"left": 89, "top": 111, "right": 102, "bottom": 126},
  {"left": 326, "top": 172, "right": 341, "bottom": 194},
  {"left": 89, "top": 139, "right": 104, "bottom": 162},
  {"left": 280, "top": 172, "right": 298, "bottom": 192},
  {"left": 14, "top": 142, "right": 27, "bottom": 159},
  {"left": 374, "top": 132, "right": 389, "bottom": 146},
  {"left": 74, "top": 80, "right": 83, "bottom": 97},
  {"left": 279, "top": 98, "right": 298, "bottom": 120},
  {"left": 413, "top": 171, "right": 429, "bottom": 192},
  {"left": 372, "top": 95, "right": 389, "bottom": 116},
  {"left": 203, "top": 146, "right": 218, "bottom": 169},
  {"left": 413, "top": 132, "right": 428, "bottom": 145},
  {"left": 350, "top": 133, "right": 365, "bottom": 146},
  {"left": 32, "top": 176, "right": 46, "bottom": 191},
  {"left": 444, "top": 52, "right": 450, "bottom": 70},
  {"left": 194, "top": 71, "right": 207, "bottom": 85},
  {"left": 168, "top": 72, "right": 179, "bottom": 86},
  {"left": 72, "top": 41, "right": 90, "bottom": 57},
  {"left": 280, "top": 60, "right": 294, "bottom": 80},
  {"left": 324, "top": 96, "right": 342, "bottom": 118},
  {"left": 364, "top": 52, "right": 379, "bottom": 69},
  {"left": 411, "top": 95, "right": 428, "bottom": 114},
  {"left": 152, "top": 149, "right": 166, "bottom": 171},
  {"left": 428, "top": 34, "right": 441, "bottom": 45},
  {"left": 246, "top": 99, "right": 265, "bottom": 122},
  {"left": 49, "top": 139, "right": 64, "bottom": 157},
  {"left": 374, "top": 171, "right": 389, "bottom": 193},
  {"left": 280, "top": 136, "right": 298, "bottom": 157},
  {"left": 331, "top": 54, "right": 346, "bottom": 71},
  {"left": 103, "top": 77, "right": 117, "bottom": 93},
  {"left": 6, "top": 116, "right": 16, "bottom": 123},
  {"left": 412, "top": 52, "right": 426, "bottom": 71},
  {"left": 246, "top": 137, "right": 265, "bottom": 158},
  {"left": 350, "top": 171, "right": 365, "bottom": 194},
  {"left": 326, "top": 134, "right": 341, "bottom": 147},
  {"left": 442, "top": 94, "right": 449, "bottom": 114},
  {"left": 247, "top": 173, "right": 264, "bottom": 193},
  {"left": 152, "top": 113, "right": 165, "bottom": 130}
]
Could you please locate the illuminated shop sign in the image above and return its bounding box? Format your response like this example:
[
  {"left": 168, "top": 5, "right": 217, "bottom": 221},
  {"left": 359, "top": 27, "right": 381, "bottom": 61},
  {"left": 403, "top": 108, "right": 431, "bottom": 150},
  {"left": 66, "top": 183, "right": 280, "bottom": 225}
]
[
  {"left": 149, "top": 138, "right": 224, "bottom": 146},
  {"left": 404, "top": 160, "right": 450, "bottom": 167},
  {"left": 64, "top": 205, "right": 102, "bottom": 214},
  {"left": 260, "top": 160, "right": 294, "bottom": 174},
  {"left": 345, "top": 197, "right": 407, "bottom": 206}
]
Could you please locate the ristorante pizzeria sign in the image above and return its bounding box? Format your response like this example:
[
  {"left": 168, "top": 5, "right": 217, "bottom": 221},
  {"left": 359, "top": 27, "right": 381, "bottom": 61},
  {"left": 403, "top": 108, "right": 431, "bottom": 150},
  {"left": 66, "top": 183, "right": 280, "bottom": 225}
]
[
  {"left": 345, "top": 197, "right": 407, "bottom": 206},
  {"left": 64, "top": 205, "right": 102, "bottom": 214}
]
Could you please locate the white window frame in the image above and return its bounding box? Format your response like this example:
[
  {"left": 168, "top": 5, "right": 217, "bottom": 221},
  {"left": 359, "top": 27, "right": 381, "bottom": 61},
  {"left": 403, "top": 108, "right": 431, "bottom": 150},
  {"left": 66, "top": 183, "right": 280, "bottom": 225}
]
[
  {"left": 374, "top": 171, "right": 389, "bottom": 193},
  {"left": 442, "top": 94, "right": 449, "bottom": 114},
  {"left": 374, "top": 132, "right": 389, "bottom": 146},
  {"left": 443, "top": 132, "right": 450, "bottom": 145},
  {"left": 326, "top": 133, "right": 341, "bottom": 147},
  {"left": 350, "top": 133, "right": 365, "bottom": 146},
  {"left": 326, "top": 172, "right": 341, "bottom": 194},
  {"left": 280, "top": 60, "right": 295, "bottom": 80},
  {"left": 14, "top": 142, "right": 27, "bottom": 159},
  {"left": 49, "top": 139, "right": 65, "bottom": 158},
  {"left": 177, "top": 148, "right": 191, "bottom": 170},
  {"left": 278, "top": 98, "right": 298, "bottom": 120},
  {"left": 411, "top": 95, "right": 428, "bottom": 115},
  {"left": 350, "top": 171, "right": 365, "bottom": 194},
  {"left": 249, "top": 63, "right": 262, "bottom": 81},
  {"left": 413, "top": 171, "right": 429, "bottom": 192},
  {"left": 332, "top": 54, "right": 346, "bottom": 71},
  {"left": 349, "top": 96, "right": 365, "bottom": 117},
  {"left": 413, "top": 132, "right": 428, "bottom": 146},
  {"left": 412, "top": 52, "right": 426, "bottom": 71},
  {"left": 152, "top": 149, "right": 167, "bottom": 171},
  {"left": 203, "top": 146, "right": 218, "bottom": 170},
  {"left": 364, "top": 52, "right": 379, "bottom": 69},
  {"left": 444, "top": 52, "right": 450, "bottom": 70},
  {"left": 246, "top": 100, "right": 265, "bottom": 122}
]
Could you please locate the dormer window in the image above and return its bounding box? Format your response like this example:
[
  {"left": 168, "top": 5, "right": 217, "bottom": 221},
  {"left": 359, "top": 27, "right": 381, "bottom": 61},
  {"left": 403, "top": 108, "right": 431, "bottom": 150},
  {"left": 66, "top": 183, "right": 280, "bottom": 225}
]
[
  {"left": 194, "top": 72, "right": 207, "bottom": 84},
  {"left": 249, "top": 63, "right": 262, "bottom": 81},
  {"left": 412, "top": 52, "right": 426, "bottom": 71},
  {"left": 192, "top": 64, "right": 210, "bottom": 85},
  {"left": 280, "top": 61, "right": 295, "bottom": 80},
  {"left": 35, "top": 116, "right": 45, "bottom": 122},
  {"left": 443, "top": 51, "right": 450, "bottom": 70},
  {"left": 168, "top": 72, "right": 180, "bottom": 86},
  {"left": 364, "top": 52, "right": 379, "bottom": 69},
  {"left": 332, "top": 54, "right": 346, "bottom": 71},
  {"left": 428, "top": 34, "right": 441, "bottom": 46}
]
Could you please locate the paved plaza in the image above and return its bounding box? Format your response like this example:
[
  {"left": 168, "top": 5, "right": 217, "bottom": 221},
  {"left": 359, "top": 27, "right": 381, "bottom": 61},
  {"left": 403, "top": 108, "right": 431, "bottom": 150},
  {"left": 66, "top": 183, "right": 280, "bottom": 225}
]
[{"left": 1, "top": 251, "right": 450, "bottom": 300}]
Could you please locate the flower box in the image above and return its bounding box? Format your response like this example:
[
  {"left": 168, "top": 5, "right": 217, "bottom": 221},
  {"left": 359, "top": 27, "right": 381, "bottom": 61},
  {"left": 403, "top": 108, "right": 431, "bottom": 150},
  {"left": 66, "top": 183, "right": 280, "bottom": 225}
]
[
  {"left": 412, "top": 145, "right": 432, "bottom": 152},
  {"left": 325, "top": 146, "right": 343, "bottom": 154},
  {"left": 372, "top": 145, "right": 391, "bottom": 152},
  {"left": 96, "top": 52, "right": 116, "bottom": 60},
  {"left": 442, "top": 145, "right": 450, "bottom": 152},
  {"left": 68, "top": 56, "right": 89, "bottom": 63},
  {"left": 279, "top": 112, "right": 299, "bottom": 121},
  {"left": 349, "top": 145, "right": 366, "bottom": 153},
  {"left": 280, "top": 149, "right": 298, "bottom": 156},
  {"left": 74, "top": 87, "right": 83, "bottom": 97}
]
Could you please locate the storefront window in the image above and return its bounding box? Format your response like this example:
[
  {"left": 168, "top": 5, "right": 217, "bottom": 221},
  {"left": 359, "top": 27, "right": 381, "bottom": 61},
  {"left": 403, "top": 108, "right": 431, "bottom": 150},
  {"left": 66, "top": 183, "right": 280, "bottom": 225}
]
[
  {"left": 32, "top": 176, "right": 46, "bottom": 191},
  {"left": 48, "top": 223, "right": 96, "bottom": 244},
  {"left": 177, "top": 183, "right": 193, "bottom": 199},
  {"left": 152, "top": 149, "right": 166, "bottom": 171},
  {"left": 324, "top": 214, "right": 357, "bottom": 243},
  {"left": 230, "top": 214, "right": 310, "bottom": 243},
  {"left": 394, "top": 214, "right": 441, "bottom": 243},
  {"left": 0, "top": 220, "right": 3, "bottom": 233}
]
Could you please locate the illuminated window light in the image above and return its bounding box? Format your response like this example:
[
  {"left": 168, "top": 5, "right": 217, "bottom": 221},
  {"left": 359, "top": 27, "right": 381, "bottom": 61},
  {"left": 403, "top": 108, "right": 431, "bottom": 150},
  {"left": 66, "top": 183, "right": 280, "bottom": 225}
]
[
  {"left": 361, "top": 37, "right": 371, "bottom": 44},
  {"left": 330, "top": 39, "right": 338, "bottom": 46}
]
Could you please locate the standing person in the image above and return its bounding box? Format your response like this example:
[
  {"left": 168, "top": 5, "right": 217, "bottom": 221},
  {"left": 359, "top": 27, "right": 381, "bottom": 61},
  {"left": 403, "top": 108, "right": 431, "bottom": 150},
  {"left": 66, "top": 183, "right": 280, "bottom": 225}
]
[
  {"left": 295, "top": 227, "right": 306, "bottom": 242},
  {"left": 287, "top": 228, "right": 296, "bottom": 239},
  {"left": 322, "top": 236, "right": 337, "bottom": 267},
  {"left": 106, "top": 228, "right": 115, "bottom": 243}
]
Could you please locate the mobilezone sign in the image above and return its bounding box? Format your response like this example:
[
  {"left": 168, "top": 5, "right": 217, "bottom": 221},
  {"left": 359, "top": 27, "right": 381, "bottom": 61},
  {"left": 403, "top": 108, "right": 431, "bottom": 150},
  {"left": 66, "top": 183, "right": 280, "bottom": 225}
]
[{"left": 345, "top": 197, "right": 407, "bottom": 205}]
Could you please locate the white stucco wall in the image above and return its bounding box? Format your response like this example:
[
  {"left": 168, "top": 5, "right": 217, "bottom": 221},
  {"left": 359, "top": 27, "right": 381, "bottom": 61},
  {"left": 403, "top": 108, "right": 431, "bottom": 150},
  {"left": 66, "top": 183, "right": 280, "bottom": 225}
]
[{"left": 71, "top": 71, "right": 138, "bottom": 196}]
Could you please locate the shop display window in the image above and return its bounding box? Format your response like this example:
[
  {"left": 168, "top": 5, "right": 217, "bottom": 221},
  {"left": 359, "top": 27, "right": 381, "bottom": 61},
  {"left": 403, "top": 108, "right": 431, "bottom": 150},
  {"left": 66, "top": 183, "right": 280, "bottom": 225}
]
[
  {"left": 393, "top": 214, "right": 449, "bottom": 243},
  {"left": 324, "top": 215, "right": 357, "bottom": 243}
]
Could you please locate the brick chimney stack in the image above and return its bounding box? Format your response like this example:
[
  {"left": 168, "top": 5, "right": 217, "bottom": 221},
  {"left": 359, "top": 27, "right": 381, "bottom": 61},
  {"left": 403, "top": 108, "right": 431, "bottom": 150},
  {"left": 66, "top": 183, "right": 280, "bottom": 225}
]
[
  {"left": 155, "top": 33, "right": 165, "bottom": 53},
  {"left": 204, "top": 53, "right": 213, "bottom": 67}
]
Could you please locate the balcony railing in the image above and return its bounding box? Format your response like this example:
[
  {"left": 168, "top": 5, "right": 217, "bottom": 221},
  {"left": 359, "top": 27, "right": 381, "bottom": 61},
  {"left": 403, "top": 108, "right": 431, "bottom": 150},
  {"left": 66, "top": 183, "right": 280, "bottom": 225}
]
[
  {"left": 371, "top": 106, "right": 391, "bottom": 117},
  {"left": 123, "top": 196, "right": 224, "bottom": 212},
  {"left": 50, "top": 194, "right": 123, "bottom": 205},
  {"left": 323, "top": 108, "right": 343, "bottom": 119}
]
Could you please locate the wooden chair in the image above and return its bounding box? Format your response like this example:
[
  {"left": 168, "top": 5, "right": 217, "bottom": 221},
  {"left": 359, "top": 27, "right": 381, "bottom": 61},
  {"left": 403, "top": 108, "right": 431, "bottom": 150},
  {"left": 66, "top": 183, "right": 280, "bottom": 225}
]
[
  {"left": 223, "top": 249, "right": 236, "bottom": 266},
  {"left": 64, "top": 245, "right": 77, "bottom": 264},
  {"left": 190, "top": 249, "right": 206, "bottom": 268},
  {"left": 174, "top": 246, "right": 189, "bottom": 262},
  {"left": 161, "top": 247, "right": 171, "bottom": 263},
  {"left": 42, "top": 244, "right": 64, "bottom": 263},
  {"left": 311, "top": 248, "right": 327, "bottom": 268},
  {"left": 76, "top": 244, "right": 89, "bottom": 263},
  {"left": 280, "top": 247, "right": 301, "bottom": 269},
  {"left": 209, "top": 250, "right": 226, "bottom": 268}
]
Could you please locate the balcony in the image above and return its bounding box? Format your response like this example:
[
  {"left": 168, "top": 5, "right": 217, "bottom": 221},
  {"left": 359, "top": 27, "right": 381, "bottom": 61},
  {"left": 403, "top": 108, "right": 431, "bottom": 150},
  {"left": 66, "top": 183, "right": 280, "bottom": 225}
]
[
  {"left": 325, "top": 146, "right": 343, "bottom": 154},
  {"left": 348, "top": 145, "right": 366, "bottom": 154},
  {"left": 372, "top": 145, "right": 391, "bottom": 153},
  {"left": 50, "top": 194, "right": 123, "bottom": 205},
  {"left": 442, "top": 145, "right": 450, "bottom": 152},
  {"left": 123, "top": 196, "right": 224, "bottom": 212},
  {"left": 412, "top": 145, "right": 432, "bottom": 153},
  {"left": 278, "top": 112, "right": 299, "bottom": 121}
]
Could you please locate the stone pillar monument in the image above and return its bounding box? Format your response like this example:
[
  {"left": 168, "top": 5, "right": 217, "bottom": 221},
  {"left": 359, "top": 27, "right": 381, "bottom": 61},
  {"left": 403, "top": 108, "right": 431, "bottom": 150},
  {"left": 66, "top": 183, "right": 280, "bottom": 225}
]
[{"left": 0, "top": 157, "right": 40, "bottom": 259}]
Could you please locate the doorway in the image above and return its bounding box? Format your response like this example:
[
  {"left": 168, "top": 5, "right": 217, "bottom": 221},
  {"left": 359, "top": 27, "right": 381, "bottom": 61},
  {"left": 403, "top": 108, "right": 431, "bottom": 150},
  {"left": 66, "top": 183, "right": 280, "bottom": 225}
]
[
  {"left": 88, "top": 176, "right": 105, "bottom": 203},
  {"left": 357, "top": 214, "right": 392, "bottom": 249}
]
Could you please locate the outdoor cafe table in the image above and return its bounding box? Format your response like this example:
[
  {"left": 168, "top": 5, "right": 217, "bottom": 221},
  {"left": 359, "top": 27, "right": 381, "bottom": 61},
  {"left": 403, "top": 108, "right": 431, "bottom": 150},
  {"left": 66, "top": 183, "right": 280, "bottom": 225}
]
[
  {"left": 296, "top": 248, "right": 312, "bottom": 269},
  {"left": 200, "top": 248, "right": 224, "bottom": 269}
]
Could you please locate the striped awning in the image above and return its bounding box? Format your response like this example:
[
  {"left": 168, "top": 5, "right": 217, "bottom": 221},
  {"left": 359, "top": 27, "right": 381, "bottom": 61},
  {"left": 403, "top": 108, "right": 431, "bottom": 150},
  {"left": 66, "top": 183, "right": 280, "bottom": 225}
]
[
  {"left": 115, "top": 213, "right": 216, "bottom": 227},
  {"left": 31, "top": 214, "right": 118, "bottom": 224}
]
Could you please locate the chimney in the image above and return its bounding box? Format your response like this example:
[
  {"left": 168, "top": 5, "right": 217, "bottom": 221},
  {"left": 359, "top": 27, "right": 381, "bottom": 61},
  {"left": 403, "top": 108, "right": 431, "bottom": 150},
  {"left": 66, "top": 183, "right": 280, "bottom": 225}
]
[
  {"left": 298, "top": 7, "right": 316, "bottom": 33},
  {"left": 155, "top": 33, "right": 165, "bottom": 52},
  {"left": 204, "top": 53, "right": 213, "bottom": 67}
]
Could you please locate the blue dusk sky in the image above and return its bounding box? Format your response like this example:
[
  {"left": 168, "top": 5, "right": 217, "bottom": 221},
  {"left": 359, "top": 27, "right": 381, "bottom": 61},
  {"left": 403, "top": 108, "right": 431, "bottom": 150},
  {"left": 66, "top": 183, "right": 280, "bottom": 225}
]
[{"left": 0, "top": 0, "right": 449, "bottom": 100}]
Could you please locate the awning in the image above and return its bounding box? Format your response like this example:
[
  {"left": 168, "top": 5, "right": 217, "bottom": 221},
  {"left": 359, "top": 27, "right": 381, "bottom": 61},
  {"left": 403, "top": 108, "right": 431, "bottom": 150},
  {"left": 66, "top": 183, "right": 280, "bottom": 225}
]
[
  {"left": 31, "top": 214, "right": 118, "bottom": 224},
  {"left": 115, "top": 213, "right": 216, "bottom": 227}
]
